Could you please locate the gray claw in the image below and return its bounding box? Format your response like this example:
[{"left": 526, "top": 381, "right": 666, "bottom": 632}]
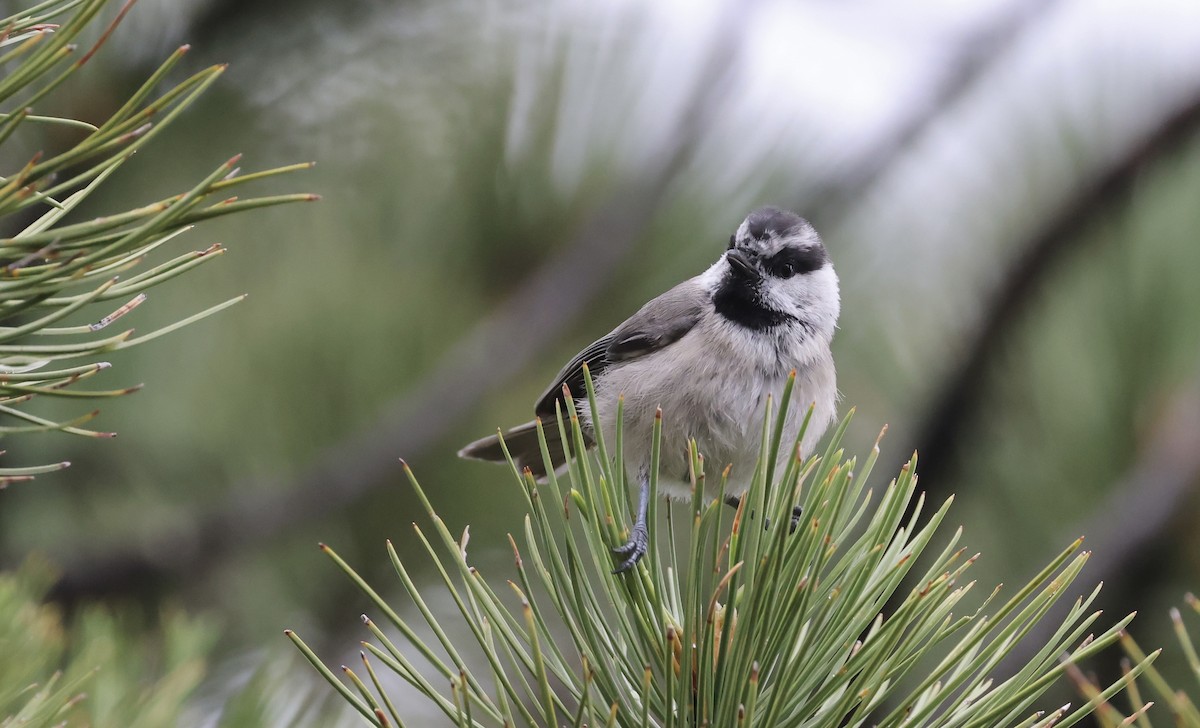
[{"left": 611, "top": 524, "right": 648, "bottom": 573}]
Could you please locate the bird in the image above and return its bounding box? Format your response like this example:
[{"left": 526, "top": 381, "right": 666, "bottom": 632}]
[{"left": 459, "top": 206, "right": 839, "bottom": 573}]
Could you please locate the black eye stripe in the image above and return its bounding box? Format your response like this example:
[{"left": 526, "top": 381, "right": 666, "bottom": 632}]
[
  {"left": 727, "top": 234, "right": 736, "bottom": 250},
  {"left": 766, "top": 246, "right": 826, "bottom": 277}
]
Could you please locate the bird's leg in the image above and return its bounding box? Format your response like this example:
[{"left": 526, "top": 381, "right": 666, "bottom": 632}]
[
  {"left": 724, "top": 495, "right": 803, "bottom": 531},
  {"left": 612, "top": 467, "right": 650, "bottom": 574}
]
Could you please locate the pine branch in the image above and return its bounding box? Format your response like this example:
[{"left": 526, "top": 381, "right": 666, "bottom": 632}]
[
  {"left": 0, "top": 1, "right": 314, "bottom": 485},
  {"left": 291, "top": 375, "right": 1148, "bottom": 726}
]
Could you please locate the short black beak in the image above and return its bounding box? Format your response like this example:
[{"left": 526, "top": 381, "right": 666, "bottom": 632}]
[{"left": 726, "top": 249, "right": 760, "bottom": 280}]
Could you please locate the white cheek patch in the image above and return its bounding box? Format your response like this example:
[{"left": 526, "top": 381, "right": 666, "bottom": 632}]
[{"left": 761, "top": 264, "right": 839, "bottom": 325}]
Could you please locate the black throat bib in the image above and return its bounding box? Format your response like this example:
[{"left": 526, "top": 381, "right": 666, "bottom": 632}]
[{"left": 713, "top": 276, "right": 796, "bottom": 331}]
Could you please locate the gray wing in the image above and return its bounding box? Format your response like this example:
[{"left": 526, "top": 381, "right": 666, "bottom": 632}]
[
  {"left": 533, "top": 334, "right": 616, "bottom": 418},
  {"left": 533, "top": 278, "right": 706, "bottom": 418}
]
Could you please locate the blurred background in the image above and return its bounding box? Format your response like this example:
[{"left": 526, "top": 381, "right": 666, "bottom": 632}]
[{"left": 3, "top": 0, "right": 1200, "bottom": 723}]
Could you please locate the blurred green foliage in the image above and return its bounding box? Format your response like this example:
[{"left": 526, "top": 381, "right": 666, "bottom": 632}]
[{"left": 0, "top": 556, "right": 212, "bottom": 726}]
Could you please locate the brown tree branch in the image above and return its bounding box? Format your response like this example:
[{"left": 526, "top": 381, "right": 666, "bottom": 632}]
[{"left": 907, "top": 91, "right": 1200, "bottom": 497}]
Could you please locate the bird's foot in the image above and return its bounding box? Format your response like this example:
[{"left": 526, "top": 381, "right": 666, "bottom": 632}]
[
  {"left": 611, "top": 523, "right": 649, "bottom": 574},
  {"left": 612, "top": 469, "right": 651, "bottom": 574}
]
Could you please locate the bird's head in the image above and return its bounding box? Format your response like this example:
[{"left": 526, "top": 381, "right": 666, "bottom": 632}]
[{"left": 714, "top": 206, "right": 840, "bottom": 336}]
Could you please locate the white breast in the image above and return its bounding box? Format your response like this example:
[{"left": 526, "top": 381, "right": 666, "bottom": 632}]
[{"left": 582, "top": 311, "right": 837, "bottom": 501}]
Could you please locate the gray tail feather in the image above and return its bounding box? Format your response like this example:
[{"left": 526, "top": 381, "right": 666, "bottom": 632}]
[{"left": 458, "top": 420, "right": 580, "bottom": 479}]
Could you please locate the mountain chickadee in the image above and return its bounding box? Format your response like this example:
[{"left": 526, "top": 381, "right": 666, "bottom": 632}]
[{"left": 459, "top": 206, "right": 839, "bottom": 572}]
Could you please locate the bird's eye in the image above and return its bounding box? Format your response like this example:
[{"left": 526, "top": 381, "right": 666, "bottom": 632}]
[
  {"left": 767, "top": 246, "right": 827, "bottom": 279},
  {"left": 727, "top": 234, "right": 736, "bottom": 250}
]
